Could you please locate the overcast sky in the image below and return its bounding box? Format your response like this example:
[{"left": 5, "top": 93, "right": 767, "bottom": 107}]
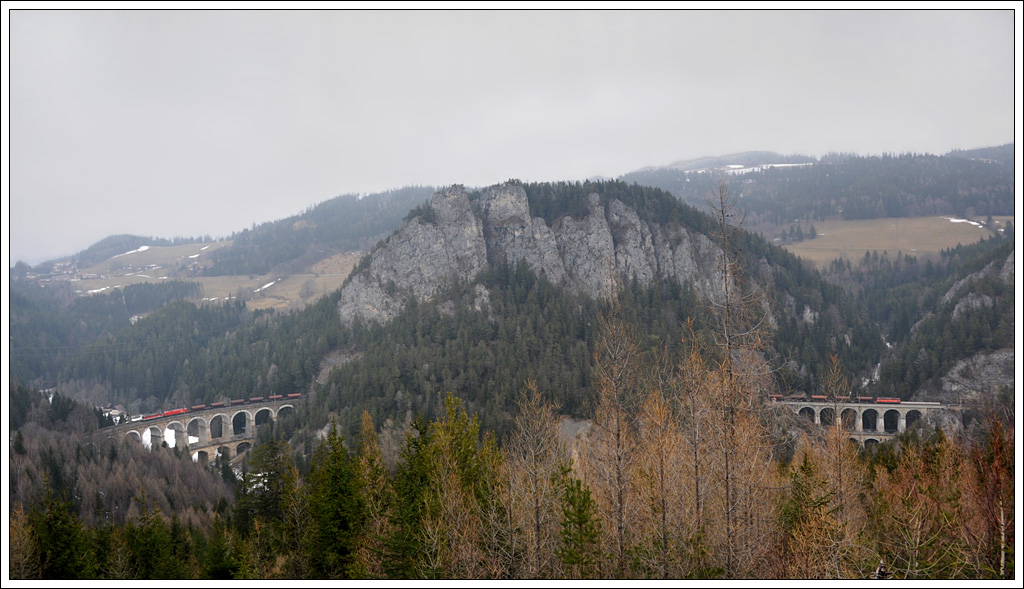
[{"left": 5, "top": 8, "right": 1020, "bottom": 265}]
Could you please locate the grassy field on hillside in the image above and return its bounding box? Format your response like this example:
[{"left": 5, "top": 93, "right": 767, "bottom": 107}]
[
  {"left": 782, "top": 216, "right": 1011, "bottom": 268},
  {"left": 71, "top": 250, "right": 360, "bottom": 311},
  {"left": 82, "top": 241, "right": 232, "bottom": 275}
]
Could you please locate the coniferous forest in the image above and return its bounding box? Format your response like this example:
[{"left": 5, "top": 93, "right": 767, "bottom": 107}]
[{"left": 8, "top": 168, "right": 1016, "bottom": 580}]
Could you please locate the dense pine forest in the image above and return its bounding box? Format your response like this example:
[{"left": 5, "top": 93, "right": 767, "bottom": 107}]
[{"left": 8, "top": 157, "right": 1016, "bottom": 580}]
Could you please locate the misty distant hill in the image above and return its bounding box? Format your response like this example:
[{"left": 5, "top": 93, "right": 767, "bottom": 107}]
[
  {"left": 200, "top": 185, "right": 437, "bottom": 276},
  {"left": 619, "top": 145, "right": 1014, "bottom": 227},
  {"left": 628, "top": 150, "right": 815, "bottom": 173},
  {"left": 945, "top": 142, "right": 1014, "bottom": 164}
]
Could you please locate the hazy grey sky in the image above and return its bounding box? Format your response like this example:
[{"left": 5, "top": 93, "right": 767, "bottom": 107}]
[{"left": 6, "top": 8, "right": 1019, "bottom": 265}]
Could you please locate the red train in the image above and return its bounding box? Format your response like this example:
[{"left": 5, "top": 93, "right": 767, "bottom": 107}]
[
  {"left": 139, "top": 393, "right": 303, "bottom": 421},
  {"left": 772, "top": 394, "right": 904, "bottom": 404},
  {"left": 141, "top": 407, "right": 190, "bottom": 421}
]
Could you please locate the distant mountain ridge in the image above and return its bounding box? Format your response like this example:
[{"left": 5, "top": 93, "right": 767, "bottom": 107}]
[
  {"left": 620, "top": 144, "right": 1014, "bottom": 226},
  {"left": 43, "top": 145, "right": 1012, "bottom": 277},
  {"left": 631, "top": 150, "right": 815, "bottom": 173}
]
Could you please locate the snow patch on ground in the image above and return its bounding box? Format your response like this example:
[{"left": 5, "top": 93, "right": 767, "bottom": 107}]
[
  {"left": 113, "top": 245, "right": 150, "bottom": 258},
  {"left": 723, "top": 162, "right": 814, "bottom": 175},
  {"left": 254, "top": 280, "right": 278, "bottom": 293},
  {"left": 942, "top": 216, "right": 984, "bottom": 228}
]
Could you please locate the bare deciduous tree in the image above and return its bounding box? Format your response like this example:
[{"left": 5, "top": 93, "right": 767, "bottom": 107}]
[
  {"left": 504, "top": 381, "right": 566, "bottom": 579},
  {"left": 585, "top": 303, "right": 643, "bottom": 576}
]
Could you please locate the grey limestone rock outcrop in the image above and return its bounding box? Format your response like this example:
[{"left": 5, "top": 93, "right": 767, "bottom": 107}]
[
  {"left": 925, "top": 348, "right": 1015, "bottom": 405},
  {"left": 338, "top": 182, "right": 727, "bottom": 325},
  {"left": 912, "top": 246, "right": 1015, "bottom": 403},
  {"left": 939, "top": 249, "right": 1014, "bottom": 307}
]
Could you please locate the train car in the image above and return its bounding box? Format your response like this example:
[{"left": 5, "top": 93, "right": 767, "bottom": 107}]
[
  {"left": 788, "top": 394, "right": 807, "bottom": 401},
  {"left": 163, "top": 408, "right": 189, "bottom": 417},
  {"left": 210, "top": 401, "right": 226, "bottom": 408},
  {"left": 231, "top": 399, "right": 245, "bottom": 405},
  {"left": 286, "top": 393, "right": 302, "bottom": 399},
  {"left": 268, "top": 395, "right": 283, "bottom": 401},
  {"left": 836, "top": 396, "right": 851, "bottom": 402},
  {"left": 810, "top": 395, "right": 827, "bottom": 401},
  {"left": 249, "top": 396, "right": 264, "bottom": 403},
  {"left": 857, "top": 396, "right": 874, "bottom": 403},
  {"left": 142, "top": 413, "right": 163, "bottom": 421},
  {"left": 876, "top": 397, "right": 902, "bottom": 404},
  {"left": 768, "top": 394, "right": 783, "bottom": 402},
  {"left": 191, "top": 404, "right": 207, "bottom": 411}
]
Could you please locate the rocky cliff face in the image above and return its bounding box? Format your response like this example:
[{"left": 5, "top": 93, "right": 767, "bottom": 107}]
[
  {"left": 337, "top": 183, "right": 724, "bottom": 324},
  {"left": 915, "top": 246, "right": 1015, "bottom": 403}
]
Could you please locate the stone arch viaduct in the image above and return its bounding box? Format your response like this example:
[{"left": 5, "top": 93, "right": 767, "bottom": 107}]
[
  {"left": 106, "top": 395, "right": 301, "bottom": 465},
  {"left": 775, "top": 397, "right": 951, "bottom": 445}
]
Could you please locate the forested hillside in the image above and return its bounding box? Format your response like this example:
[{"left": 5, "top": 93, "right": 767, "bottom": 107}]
[
  {"left": 621, "top": 145, "right": 1014, "bottom": 228},
  {"left": 10, "top": 280, "right": 203, "bottom": 386},
  {"left": 9, "top": 320, "right": 1014, "bottom": 580},
  {"left": 9, "top": 151, "right": 1015, "bottom": 580},
  {"left": 202, "top": 185, "right": 435, "bottom": 276}
]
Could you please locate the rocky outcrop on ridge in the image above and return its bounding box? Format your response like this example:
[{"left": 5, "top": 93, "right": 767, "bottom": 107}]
[{"left": 337, "top": 182, "right": 725, "bottom": 325}]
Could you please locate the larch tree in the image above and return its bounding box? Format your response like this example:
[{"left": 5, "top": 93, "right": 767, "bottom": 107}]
[
  {"left": 815, "top": 354, "right": 874, "bottom": 578},
  {"left": 967, "top": 412, "right": 1014, "bottom": 579},
  {"left": 672, "top": 320, "right": 716, "bottom": 573},
  {"left": 633, "top": 389, "right": 687, "bottom": 578},
  {"left": 585, "top": 302, "right": 643, "bottom": 577},
  {"left": 704, "top": 181, "right": 778, "bottom": 578},
  {"left": 9, "top": 503, "right": 39, "bottom": 580},
  {"left": 504, "top": 381, "right": 566, "bottom": 579}
]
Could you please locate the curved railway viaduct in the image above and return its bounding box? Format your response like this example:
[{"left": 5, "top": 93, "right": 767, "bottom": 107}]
[
  {"left": 775, "top": 398, "right": 954, "bottom": 445},
  {"left": 106, "top": 396, "right": 301, "bottom": 465}
]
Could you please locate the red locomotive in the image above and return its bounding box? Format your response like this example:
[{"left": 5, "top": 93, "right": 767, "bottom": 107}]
[{"left": 141, "top": 407, "right": 190, "bottom": 421}]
